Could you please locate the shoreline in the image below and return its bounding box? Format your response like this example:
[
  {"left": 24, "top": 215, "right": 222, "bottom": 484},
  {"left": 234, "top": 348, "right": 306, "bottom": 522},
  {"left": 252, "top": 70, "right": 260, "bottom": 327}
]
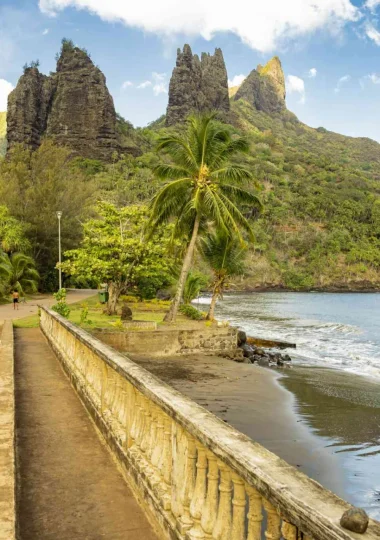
[
  {"left": 130, "top": 353, "right": 347, "bottom": 502},
  {"left": 132, "top": 351, "right": 380, "bottom": 518}
]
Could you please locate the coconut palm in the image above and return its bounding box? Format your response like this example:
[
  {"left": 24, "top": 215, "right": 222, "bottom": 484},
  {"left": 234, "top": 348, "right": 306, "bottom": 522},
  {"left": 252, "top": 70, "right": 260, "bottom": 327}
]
[
  {"left": 0, "top": 252, "right": 39, "bottom": 296},
  {"left": 183, "top": 270, "right": 209, "bottom": 305},
  {"left": 200, "top": 232, "right": 247, "bottom": 320},
  {"left": 149, "top": 112, "right": 261, "bottom": 322}
]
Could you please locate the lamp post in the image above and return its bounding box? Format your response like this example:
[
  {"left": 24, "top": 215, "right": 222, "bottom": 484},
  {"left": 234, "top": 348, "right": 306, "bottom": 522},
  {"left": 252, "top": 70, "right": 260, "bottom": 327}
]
[{"left": 56, "top": 211, "right": 62, "bottom": 290}]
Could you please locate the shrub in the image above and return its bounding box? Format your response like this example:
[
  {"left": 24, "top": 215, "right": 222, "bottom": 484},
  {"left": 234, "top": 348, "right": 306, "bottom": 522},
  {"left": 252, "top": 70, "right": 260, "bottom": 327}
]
[
  {"left": 120, "top": 295, "right": 139, "bottom": 303},
  {"left": 51, "top": 288, "right": 71, "bottom": 318},
  {"left": 179, "top": 304, "right": 205, "bottom": 320},
  {"left": 79, "top": 302, "right": 92, "bottom": 325}
]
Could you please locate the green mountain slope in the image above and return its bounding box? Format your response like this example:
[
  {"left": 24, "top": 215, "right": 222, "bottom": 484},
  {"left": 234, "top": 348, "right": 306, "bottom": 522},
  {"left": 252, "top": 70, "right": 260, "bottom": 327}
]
[
  {"left": 227, "top": 99, "right": 380, "bottom": 290},
  {"left": 0, "top": 113, "right": 6, "bottom": 157}
]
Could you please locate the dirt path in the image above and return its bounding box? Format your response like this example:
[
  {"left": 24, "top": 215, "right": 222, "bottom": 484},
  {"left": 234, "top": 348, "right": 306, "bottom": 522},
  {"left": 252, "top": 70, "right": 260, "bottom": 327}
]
[
  {"left": 15, "top": 328, "right": 158, "bottom": 540},
  {"left": 0, "top": 289, "right": 96, "bottom": 323}
]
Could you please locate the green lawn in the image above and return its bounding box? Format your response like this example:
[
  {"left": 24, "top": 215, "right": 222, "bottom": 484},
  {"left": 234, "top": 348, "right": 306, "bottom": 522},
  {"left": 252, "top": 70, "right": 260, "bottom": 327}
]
[{"left": 13, "top": 295, "right": 210, "bottom": 330}]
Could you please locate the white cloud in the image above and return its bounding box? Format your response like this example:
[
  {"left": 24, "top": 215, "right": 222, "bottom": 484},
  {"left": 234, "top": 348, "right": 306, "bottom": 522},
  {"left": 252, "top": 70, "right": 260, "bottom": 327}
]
[
  {"left": 286, "top": 75, "right": 305, "bottom": 103},
  {"left": 152, "top": 72, "right": 168, "bottom": 95},
  {"left": 38, "top": 0, "right": 360, "bottom": 53},
  {"left": 228, "top": 74, "right": 246, "bottom": 88},
  {"left": 334, "top": 74, "right": 350, "bottom": 93},
  {"left": 367, "top": 73, "right": 380, "bottom": 83},
  {"left": 0, "top": 79, "right": 14, "bottom": 111},
  {"left": 365, "top": 21, "right": 380, "bottom": 44},
  {"left": 365, "top": 0, "right": 380, "bottom": 11},
  {"left": 42, "top": 28, "right": 49, "bottom": 34},
  {"left": 308, "top": 67, "right": 317, "bottom": 78},
  {"left": 122, "top": 80, "right": 133, "bottom": 89},
  {"left": 137, "top": 80, "right": 152, "bottom": 89}
]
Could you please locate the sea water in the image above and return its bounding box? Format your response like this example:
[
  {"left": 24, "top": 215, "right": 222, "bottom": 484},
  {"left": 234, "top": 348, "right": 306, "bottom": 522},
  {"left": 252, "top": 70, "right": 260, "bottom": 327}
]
[{"left": 195, "top": 292, "right": 380, "bottom": 379}]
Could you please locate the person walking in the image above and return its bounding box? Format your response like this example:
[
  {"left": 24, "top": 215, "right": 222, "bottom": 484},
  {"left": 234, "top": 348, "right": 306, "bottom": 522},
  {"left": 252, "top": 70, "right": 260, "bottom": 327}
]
[{"left": 12, "top": 290, "right": 19, "bottom": 310}]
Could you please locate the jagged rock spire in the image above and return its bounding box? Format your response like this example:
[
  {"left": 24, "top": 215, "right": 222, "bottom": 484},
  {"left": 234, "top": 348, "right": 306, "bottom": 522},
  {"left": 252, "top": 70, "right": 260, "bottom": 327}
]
[
  {"left": 166, "top": 45, "right": 230, "bottom": 126},
  {"left": 7, "top": 43, "right": 119, "bottom": 161}
]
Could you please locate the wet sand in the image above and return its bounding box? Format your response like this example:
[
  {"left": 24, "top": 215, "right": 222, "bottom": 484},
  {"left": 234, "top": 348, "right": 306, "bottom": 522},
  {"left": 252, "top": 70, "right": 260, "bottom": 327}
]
[{"left": 130, "top": 354, "right": 346, "bottom": 502}]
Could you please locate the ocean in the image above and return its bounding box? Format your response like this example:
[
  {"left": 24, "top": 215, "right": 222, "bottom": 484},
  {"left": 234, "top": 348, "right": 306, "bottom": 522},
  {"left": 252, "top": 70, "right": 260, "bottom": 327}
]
[{"left": 195, "top": 292, "right": 380, "bottom": 379}]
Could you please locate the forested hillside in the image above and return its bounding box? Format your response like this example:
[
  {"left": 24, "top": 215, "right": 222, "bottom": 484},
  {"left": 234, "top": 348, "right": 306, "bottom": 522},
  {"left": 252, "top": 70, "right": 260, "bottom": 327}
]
[{"left": 1, "top": 95, "right": 380, "bottom": 291}]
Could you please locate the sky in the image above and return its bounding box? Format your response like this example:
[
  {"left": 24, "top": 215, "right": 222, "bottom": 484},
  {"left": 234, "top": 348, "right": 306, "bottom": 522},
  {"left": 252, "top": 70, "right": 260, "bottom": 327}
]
[{"left": 2, "top": 1, "right": 380, "bottom": 141}]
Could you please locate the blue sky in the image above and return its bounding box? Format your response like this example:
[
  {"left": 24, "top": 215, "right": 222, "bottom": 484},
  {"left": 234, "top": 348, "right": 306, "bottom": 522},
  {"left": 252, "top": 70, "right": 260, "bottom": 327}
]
[{"left": 2, "top": 0, "right": 380, "bottom": 142}]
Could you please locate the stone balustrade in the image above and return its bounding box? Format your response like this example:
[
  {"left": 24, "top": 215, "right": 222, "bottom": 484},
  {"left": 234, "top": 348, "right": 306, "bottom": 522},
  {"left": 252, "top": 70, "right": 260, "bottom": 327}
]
[{"left": 40, "top": 307, "right": 380, "bottom": 540}]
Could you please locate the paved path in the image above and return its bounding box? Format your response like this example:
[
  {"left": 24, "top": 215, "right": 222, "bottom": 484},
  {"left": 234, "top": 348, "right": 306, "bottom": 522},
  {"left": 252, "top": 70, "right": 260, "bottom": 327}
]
[
  {"left": 15, "top": 328, "right": 158, "bottom": 540},
  {"left": 0, "top": 289, "right": 96, "bottom": 323}
]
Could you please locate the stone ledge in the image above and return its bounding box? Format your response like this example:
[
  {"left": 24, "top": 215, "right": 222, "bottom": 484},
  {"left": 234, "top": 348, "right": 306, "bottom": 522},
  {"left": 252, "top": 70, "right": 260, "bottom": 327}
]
[{"left": 0, "top": 321, "right": 16, "bottom": 540}]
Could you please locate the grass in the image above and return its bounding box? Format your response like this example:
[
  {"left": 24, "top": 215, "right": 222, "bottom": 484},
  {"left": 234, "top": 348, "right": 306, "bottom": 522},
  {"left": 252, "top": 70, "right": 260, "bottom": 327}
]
[{"left": 13, "top": 295, "right": 211, "bottom": 330}]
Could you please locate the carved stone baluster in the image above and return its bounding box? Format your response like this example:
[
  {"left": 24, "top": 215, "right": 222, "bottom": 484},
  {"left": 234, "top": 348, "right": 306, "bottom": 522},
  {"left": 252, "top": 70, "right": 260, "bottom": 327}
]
[
  {"left": 140, "top": 397, "right": 151, "bottom": 454},
  {"left": 281, "top": 521, "right": 297, "bottom": 540},
  {"left": 188, "top": 443, "right": 207, "bottom": 539},
  {"left": 178, "top": 433, "right": 196, "bottom": 535},
  {"left": 212, "top": 461, "right": 232, "bottom": 540},
  {"left": 123, "top": 381, "right": 133, "bottom": 449},
  {"left": 231, "top": 473, "right": 246, "bottom": 540},
  {"left": 200, "top": 452, "right": 219, "bottom": 538},
  {"left": 159, "top": 416, "right": 172, "bottom": 510},
  {"left": 263, "top": 500, "right": 281, "bottom": 540},
  {"left": 147, "top": 403, "right": 158, "bottom": 463},
  {"left": 171, "top": 423, "right": 184, "bottom": 519},
  {"left": 151, "top": 409, "right": 164, "bottom": 471},
  {"left": 100, "top": 363, "right": 108, "bottom": 414},
  {"left": 246, "top": 485, "right": 263, "bottom": 540}
]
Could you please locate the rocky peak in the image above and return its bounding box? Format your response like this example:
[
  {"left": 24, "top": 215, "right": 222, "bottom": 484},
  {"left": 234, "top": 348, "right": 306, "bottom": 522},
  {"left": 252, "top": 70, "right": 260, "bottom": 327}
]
[
  {"left": 7, "top": 67, "right": 53, "bottom": 152},
  {"left": 7, "top": 42, "right": 120, "bottom": 161},
  {"left": 234, "top": 56, "right": 286, "bottom": 114},
  {"left": 166, "top": 44, "right": 229, "bottom": 126}
]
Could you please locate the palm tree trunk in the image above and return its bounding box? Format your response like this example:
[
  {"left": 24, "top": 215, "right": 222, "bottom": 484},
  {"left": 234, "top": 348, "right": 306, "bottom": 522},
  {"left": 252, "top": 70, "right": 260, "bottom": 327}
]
[
  {"left": 164, "top": 215, "right": 200, "bottom": 322},
  {"left": 206, "top": 290, "right": 218, "bottom": 321}
]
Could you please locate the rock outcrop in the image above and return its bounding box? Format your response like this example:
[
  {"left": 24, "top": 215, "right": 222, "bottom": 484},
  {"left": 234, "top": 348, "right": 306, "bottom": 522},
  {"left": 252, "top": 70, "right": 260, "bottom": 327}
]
[
  {"left": 7, "top": 44, "right": 119, "bottom": 161},
  {"left": 166, "top": 45, "right": 229, "bottom": 126},
  {"left": 234, "top": 56, "right": 286, "bottom": 114}
]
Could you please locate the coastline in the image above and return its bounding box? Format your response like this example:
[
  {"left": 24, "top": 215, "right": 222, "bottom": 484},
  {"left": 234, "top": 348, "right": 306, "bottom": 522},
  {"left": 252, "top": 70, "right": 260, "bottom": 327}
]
[{"left": 130, "top": 353, "right": 347, "bottom": 501}]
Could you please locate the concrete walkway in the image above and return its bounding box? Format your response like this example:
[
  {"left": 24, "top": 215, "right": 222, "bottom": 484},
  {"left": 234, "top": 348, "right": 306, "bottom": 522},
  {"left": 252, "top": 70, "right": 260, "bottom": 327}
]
[{"left": 15, "top": 328, "right": 158, "bottom": 540}]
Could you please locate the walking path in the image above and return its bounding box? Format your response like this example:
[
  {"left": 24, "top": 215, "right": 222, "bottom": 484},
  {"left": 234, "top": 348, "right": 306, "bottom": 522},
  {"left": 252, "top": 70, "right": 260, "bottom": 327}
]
[
  {"left": 0, "top": 289, "right": 96, "bottom": 323},
  {"left": 15, "top": 327, "right": 158, "bottom": 540}
]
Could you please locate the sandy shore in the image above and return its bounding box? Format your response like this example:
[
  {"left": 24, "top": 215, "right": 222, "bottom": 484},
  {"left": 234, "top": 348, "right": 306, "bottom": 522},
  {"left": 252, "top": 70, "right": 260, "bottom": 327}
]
[{"left": 130, "top": 353, "right": 346, "bottom": 499}]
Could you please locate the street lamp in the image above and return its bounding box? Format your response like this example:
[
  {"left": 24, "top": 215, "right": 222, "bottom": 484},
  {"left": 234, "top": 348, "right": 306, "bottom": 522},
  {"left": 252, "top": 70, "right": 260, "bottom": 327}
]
[{"left": 56, "top": 211, "right": 62, "bottom": 290}]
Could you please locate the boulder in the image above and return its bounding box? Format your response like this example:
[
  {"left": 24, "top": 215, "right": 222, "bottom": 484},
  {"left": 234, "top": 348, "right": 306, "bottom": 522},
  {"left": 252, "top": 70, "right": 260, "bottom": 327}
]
[
  {"left": 258, "top": 357, "right": 270, "bottom": 367},
  {"left": 340, "top": 508, "right": 369, "bottom": 534},
  {"left": 240, "top": 343, "right": 254, "bottom": 358},
  {"left": 237, "top": 330, "right": 247, "bottom": 346},
  {"left": 120, "top": 303, "right": 132, "bottom": 321}
]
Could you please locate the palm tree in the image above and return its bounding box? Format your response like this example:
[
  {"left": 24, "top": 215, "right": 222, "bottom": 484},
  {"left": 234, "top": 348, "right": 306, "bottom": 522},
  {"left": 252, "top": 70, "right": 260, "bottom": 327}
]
[
  {"left": 0, "top": 252, "right": 39, "bottom": 296},
  {"left": 183, "top": 270, "right": 209, "bottom": 305},
  {"left": 200, "top": 232, "right": 247, "bottom": 320},
  {"left": 149, "top": 112, "right": 261, "bottom": 322}
]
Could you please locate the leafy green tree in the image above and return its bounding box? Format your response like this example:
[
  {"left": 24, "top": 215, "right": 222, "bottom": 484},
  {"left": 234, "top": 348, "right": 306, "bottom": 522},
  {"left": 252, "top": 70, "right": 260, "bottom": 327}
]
[
  {"left": 0, "top": 140, "right": 96, "bottom": 290},
  {"left": 149, "top": 112, "right": 261, "bottom": 322},
  {"left": 61, "top": 202, "right": 176, "bottom": 314},
  {"left": 0, "top": 252, "right": 39, "bottom": 296},
  {"left": 199, "top": 232, "right": 247, "bottom": 320},
  {"left": 0, "top": 206, "right": 30, "bottom": 254}
]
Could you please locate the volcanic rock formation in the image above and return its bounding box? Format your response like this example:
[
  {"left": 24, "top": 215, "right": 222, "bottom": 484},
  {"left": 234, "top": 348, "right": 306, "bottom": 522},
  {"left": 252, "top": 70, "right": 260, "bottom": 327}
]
[
  {"left": 234, "top": 57, "right": 286, "bottom": 114},
  {"left": 166, "top": 45, "right": 229, "bottom": 126},
  {"left": 7, "top": 44, "right": 119, "bottom": 161}
]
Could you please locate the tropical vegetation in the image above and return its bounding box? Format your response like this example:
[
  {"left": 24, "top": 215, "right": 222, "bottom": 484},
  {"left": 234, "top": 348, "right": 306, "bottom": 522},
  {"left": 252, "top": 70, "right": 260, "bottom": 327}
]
[
  {"left": 199, "top": 231, "right": 247, "bottom": 320},
  {"left": 148, "top": 112, "right": 261, "bottom": 321}
]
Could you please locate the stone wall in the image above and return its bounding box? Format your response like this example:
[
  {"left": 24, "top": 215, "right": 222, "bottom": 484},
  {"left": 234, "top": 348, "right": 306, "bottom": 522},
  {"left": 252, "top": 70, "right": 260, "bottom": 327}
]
[
  {"left": 92, "top": 326, "right": 237, "bottom": 357},
  {"left": 0, "top": 322, "right": 16, "bottom": 540},
  {"left": 39, "top": 307, "right": 380, "bottom": 540}
]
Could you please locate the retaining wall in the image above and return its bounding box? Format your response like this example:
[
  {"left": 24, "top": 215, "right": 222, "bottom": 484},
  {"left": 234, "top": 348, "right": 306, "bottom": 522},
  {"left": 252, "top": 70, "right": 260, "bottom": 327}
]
[{"left": 92, "top": 326, "right": 237, "bottom": 357}]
